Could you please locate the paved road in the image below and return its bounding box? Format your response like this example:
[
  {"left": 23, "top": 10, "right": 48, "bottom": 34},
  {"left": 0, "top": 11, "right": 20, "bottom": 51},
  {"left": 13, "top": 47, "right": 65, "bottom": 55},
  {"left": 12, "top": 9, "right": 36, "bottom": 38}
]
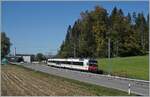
[{"left": 14, "top": 63, "right": 149, "bottom": 96}]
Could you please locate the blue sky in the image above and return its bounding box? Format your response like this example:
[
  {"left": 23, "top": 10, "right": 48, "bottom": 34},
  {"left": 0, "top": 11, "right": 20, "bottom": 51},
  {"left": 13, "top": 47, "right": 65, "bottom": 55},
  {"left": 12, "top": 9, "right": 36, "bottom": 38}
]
[{"left": 2, "top": 1, "right": 149, "bottom": 55}]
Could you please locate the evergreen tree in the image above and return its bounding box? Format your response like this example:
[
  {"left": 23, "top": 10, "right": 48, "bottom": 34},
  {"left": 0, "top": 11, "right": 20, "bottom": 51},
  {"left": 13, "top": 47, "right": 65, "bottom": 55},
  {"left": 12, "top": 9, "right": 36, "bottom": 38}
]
[
  {"left": 127, "top": 13, "right": 132, "bottom": 24},
  {"left": 79, "top": 10, "right": 96, "bottom": 58},
  {"left": 132, "top": 12, "right": 137, "bottom": 25},
  {"left": 145, "top": 14, "right": 149, "bottom": 52},
  {"left": 58, "top": 25, "right": 73, "bottom": 57},
  {"left": 135, "top": 13, "right": 147, "bottom": 54}
]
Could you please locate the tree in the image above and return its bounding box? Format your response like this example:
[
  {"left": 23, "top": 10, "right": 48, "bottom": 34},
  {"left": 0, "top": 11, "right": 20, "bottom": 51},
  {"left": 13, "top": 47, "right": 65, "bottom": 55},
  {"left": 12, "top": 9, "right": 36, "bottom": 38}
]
[
  {"left": 127, "top": 13, "right": 132, "bottom": 24},
  {"left": 36, "top": 53, "right": 45, "bottom": 62},
  {"left": 109, "top": 7, "right": 124, "bottom": 57},
  {"left": 58, "top": 25, "right": 74, "bottom": 58},
  {"left": 91, "top": 6, "right": 109, "bottom": 57},
  {"left": 78, "top": 10, "right": 96, "bottom": 58},
  {"left": 1, "top": 32, "right": 11, "bottom": 59},
  {"left": 132, "top": 12, "right": 137, "bottom": 25},
  {"left": 31, "top": 55, "right": 36, "bottom": 61},
  {"left": 134, "top": 13, "right": 147, "bottom": 54},
  {"left": 145, "top": 14, "right": 149, "bottom": 52},
  {"left": 57, "top": 6, "right": 149, "bottom": 58}
]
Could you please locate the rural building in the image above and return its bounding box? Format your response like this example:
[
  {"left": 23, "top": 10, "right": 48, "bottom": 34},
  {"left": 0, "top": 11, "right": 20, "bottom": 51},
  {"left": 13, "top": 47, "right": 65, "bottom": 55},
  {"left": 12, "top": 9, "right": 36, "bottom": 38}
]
[{"left": 15, "top": 54, "right": 34, "bottom": 63}]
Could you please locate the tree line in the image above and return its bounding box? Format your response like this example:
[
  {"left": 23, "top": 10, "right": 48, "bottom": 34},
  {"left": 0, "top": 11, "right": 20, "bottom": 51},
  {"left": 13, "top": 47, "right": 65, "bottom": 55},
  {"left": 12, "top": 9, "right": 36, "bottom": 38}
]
[{"left": 57, "top": 6, "right": 149, "bottom": 58}]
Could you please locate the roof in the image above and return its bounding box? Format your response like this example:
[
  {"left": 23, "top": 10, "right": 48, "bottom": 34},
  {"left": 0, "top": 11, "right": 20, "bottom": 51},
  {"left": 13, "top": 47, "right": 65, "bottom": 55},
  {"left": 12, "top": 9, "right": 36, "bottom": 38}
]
[
  {"left": 7, "top": 56, "right": 21, "bottom": 58},
  {"left": 16, "top": 54, "right": 34, "bottom": 56}
]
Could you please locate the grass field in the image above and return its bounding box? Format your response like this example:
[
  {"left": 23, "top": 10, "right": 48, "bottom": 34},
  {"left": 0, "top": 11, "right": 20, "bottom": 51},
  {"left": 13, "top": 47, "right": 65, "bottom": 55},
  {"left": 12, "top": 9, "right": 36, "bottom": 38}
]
[
  {"left": 98, "top": 55, "right": 149, "bottom": 80},
  {"left": 1, "top": 64, "right": 134, "bottom": 96}
]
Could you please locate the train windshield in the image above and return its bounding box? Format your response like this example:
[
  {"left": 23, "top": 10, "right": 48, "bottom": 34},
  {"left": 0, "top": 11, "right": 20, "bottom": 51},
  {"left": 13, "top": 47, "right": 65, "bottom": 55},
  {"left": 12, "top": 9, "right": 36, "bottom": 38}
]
[{"left": 88, "top": 60, "right": 98, "bottom": 66}]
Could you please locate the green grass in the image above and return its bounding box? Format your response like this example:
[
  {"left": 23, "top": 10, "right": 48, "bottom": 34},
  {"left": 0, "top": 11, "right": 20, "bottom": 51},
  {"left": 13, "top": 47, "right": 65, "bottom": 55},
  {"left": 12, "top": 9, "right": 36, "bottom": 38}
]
[
  {"left": 11, "top": 64, "right": 136, "bottom": 96},
  {"left": 98, "top": 55, "right": 149, "bottom": 80}
]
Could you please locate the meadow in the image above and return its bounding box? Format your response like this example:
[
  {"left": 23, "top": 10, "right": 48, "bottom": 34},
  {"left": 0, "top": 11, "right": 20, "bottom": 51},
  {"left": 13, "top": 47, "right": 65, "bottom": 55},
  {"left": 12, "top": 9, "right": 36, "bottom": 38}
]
[{"left": 98, "top": 55, "right": 149, "bottom": 80}]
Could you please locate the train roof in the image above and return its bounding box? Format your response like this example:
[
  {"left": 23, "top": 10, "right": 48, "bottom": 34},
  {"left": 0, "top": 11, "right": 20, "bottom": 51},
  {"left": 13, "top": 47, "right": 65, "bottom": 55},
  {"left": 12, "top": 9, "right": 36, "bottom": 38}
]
[{"left": 48, "top": 58, "right": 97, "bottom": 62}]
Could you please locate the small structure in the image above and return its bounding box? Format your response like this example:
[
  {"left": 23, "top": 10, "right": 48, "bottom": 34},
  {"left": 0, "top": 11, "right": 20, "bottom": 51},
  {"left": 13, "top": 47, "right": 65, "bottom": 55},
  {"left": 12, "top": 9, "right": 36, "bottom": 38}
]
[
  {"left": 16, "top": 54, "right": 34, "bottom": 63},
  {"left": 1, "top": 58, "right": 8, "bottom": 65}
]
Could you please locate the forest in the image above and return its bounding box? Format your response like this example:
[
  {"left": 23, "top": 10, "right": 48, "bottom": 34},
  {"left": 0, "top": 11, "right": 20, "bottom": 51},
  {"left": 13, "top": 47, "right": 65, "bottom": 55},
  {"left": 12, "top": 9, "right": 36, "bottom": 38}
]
[{"left": 57, "top": 6, "right": 149, "bottom": 58}]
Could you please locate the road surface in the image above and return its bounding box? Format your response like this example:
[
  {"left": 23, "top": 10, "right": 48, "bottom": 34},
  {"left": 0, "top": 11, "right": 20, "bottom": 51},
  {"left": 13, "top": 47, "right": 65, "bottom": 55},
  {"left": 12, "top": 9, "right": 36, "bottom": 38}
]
[{"left": 13, "top": 63, "right": 149, "bottom": 96}]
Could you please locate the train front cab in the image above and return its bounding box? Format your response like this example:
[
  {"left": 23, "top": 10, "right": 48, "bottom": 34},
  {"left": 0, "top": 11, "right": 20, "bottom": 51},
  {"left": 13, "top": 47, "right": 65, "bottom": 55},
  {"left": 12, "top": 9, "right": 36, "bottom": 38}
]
[{"left": 88, "top": 60, "right": 98, "bottom": 72}]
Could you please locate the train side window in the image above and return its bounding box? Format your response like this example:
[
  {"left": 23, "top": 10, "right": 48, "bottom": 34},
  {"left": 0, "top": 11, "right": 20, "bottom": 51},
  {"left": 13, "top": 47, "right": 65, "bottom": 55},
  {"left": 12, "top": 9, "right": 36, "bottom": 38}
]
[
  {"left": 48, "top": 61, "right": 54, "bottom": 63},
  {"left": 88, "top": 60, "right": 97, "bottom": 66},
  {"left": 72, "top": 62, "right": 83, "bottom": 66},
  {"left": 59, "top": 61, "right": 70, "bottom": 64},
  {"left": 56, "top": 61, "right": 60, "bottom": 64},
  {"left": 66, "top": 61, "right": 71, "bottom": 64},
  {"left": 61, "top": 61, "right": 67, "bottom": 64}
]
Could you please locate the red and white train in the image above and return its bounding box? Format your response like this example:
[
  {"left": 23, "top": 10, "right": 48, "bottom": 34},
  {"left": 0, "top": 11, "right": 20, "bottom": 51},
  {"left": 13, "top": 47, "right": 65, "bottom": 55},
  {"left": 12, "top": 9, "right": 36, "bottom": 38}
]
[{"left": 47, "top": 58, "right": 98, "bottom": 72}]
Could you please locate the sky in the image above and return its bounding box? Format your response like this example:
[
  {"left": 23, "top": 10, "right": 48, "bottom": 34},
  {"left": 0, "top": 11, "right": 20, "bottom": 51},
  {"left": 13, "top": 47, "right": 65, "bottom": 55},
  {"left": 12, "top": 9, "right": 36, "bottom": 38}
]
[{"left": 2, "top": 1, "right": 149, "bottom": 55}]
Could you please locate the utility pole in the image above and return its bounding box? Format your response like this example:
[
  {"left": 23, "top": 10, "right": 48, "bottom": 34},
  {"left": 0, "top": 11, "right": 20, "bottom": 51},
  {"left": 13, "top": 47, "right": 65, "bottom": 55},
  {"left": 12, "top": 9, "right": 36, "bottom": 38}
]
[
  {"left": 14, "top": 47, "right": 16, "bottom": 56},
  {"left": 108, "top": 38, "right": 111, "bottom": 75},
  {"left": 74, "top": 43, "right": 76, "bottom": 58}
]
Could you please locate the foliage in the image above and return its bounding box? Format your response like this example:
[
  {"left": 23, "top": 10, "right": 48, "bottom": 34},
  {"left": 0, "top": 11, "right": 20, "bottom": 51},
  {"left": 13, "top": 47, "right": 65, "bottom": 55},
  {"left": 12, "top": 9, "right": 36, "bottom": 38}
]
[
  {"left": 58, "top": 6, "right": 149, "bottom": 58},
  {"left": 36, "top": 53, "right": 46, "bottom": 62},
  {"left": 1, "top": 32, "right": 11, "bottom": 59}
]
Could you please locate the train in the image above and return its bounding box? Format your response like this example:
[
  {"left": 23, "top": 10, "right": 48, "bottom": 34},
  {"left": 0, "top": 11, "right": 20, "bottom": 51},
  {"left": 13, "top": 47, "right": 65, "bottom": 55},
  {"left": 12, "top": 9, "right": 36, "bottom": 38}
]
[{"left": 47, "top": 58, "right": 98, "bottom": 72}]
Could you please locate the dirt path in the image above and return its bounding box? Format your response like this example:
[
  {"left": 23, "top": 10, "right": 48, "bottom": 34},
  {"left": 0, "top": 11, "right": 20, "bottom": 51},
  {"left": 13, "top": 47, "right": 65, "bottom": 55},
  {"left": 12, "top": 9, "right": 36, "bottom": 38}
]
[{"left": 1, "top": 65, "right": 95, "bottom": 96}]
